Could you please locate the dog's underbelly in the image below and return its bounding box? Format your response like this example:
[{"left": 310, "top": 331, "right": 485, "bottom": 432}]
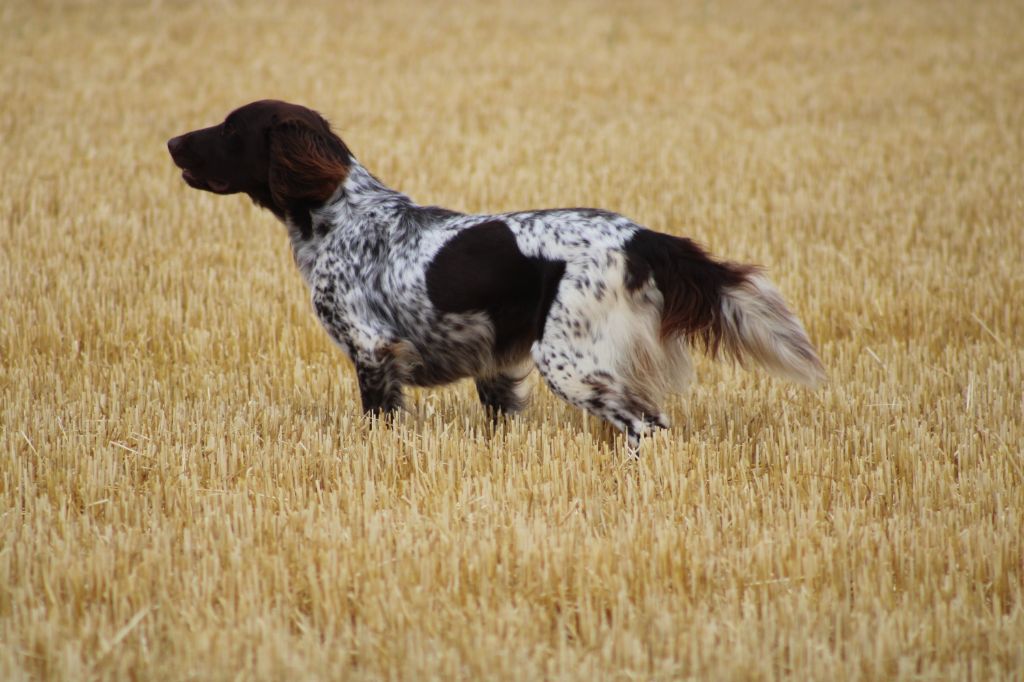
[{"left": 401, "top": 309, "right": 501, "bottom": 387}]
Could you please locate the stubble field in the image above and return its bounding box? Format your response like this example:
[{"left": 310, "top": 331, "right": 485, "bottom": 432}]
[{"left": 2, "top": 0, "right": 1023, "bottom": 679}]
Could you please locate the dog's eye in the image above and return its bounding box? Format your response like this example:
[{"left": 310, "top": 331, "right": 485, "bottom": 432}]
[{"left": 223, "top": 121, "right": 235, "bottom": 136}]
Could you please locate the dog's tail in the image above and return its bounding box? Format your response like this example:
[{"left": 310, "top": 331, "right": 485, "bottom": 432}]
[{"left": 623, "top": 229, "right": 825, "bottom": 387}]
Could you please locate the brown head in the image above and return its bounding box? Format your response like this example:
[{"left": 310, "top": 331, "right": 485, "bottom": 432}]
[{"left": 167, "top": 100, "right": 352, "bottom": 235}]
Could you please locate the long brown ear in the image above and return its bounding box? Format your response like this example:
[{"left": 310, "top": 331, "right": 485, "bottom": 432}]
[{"left": 268, "top": 118, "right": 351, "bottom": 209}]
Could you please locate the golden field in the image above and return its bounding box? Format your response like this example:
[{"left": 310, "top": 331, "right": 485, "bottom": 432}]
[{"left": 2, "top": 0, "right": 1022, "bottom": 678}]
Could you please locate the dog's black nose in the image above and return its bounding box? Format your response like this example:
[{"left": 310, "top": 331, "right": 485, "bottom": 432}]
[{"left": 167, "top": 135, "right": 185, "bottom": 157}]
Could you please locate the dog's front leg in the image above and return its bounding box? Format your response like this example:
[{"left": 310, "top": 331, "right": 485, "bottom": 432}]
[
  {"left": 350, "top": 337, "right": 423, "bottom": 419},
  {"left": 321, "top": 313, "right": 411, "bottom": 419},
  {"left": 354, "top": 354, "right": 405, "bottom": 417}
]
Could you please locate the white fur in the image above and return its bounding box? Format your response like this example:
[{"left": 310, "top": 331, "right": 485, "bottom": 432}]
[{"left": 719, "top": 274, "right": 826, "bottom": 387}]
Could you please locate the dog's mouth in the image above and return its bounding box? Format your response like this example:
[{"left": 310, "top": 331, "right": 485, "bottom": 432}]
[{"left": 181, "top": 169, "right": 231, "bottom": 194}]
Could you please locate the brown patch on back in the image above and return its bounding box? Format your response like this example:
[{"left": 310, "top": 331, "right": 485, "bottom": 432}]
[{"left": 425, "top": 220, "right": 567, "bottom": 360}]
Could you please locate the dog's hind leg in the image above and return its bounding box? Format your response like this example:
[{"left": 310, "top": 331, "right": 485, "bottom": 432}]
[
  {"left": 577, "top": 372, "right": 669, "bottom": 446},
  {"left": 531, "top": 292, "right": 673, "bottom": 448},
  {"left": 533, "top": 350, "right": 669, "bottom": 446}
]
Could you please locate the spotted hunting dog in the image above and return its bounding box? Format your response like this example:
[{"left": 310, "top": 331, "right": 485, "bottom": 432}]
[{"left": 167, "top": 100, "right": 825, "bottom": 447}]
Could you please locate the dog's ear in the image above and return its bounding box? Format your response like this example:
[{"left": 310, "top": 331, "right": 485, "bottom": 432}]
[{"left": 268, "top": 118, "right": 350, "bottom": 209}]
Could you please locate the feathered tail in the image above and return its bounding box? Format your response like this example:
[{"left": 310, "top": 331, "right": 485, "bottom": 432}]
[
  {"left": 622, "top": 229, "right": 825, "bottom": 387},
  {"left": 716, "top": 273, "right": 825, "bottom": 386}
]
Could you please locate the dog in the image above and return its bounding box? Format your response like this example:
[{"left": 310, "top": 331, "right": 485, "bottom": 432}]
[{"left": 167, "top": 100, "right": 824, "bottom": 446}]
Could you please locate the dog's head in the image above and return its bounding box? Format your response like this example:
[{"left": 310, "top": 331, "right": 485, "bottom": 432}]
[{"left": 167, "top": 100, "right": 352, "bottom": 220}]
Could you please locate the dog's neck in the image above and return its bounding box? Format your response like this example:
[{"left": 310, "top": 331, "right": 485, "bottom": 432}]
[
  {"left": 284, "top": 160, "right": 413, "bottom": 282},
  {"left": 337, "top": 162, "right": 412, "bottom": 213}
]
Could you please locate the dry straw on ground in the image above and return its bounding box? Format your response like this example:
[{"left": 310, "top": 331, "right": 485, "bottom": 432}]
[{"left": 2, "top": 0, "right": 1022, "bottom": 679}]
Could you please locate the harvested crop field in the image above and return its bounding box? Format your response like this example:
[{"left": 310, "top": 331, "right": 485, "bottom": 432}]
[{"left": 2, "top": 0, "right": 1022, "bottom": 679}]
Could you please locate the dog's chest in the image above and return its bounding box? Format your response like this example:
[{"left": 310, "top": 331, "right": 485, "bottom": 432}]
[{"left": 307, "top": 238, "right": 424, "bottom": 329}]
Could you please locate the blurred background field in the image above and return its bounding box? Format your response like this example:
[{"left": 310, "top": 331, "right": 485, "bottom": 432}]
[{"left": 1, "top": 0, "right": 1022, "bottom": 679}]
